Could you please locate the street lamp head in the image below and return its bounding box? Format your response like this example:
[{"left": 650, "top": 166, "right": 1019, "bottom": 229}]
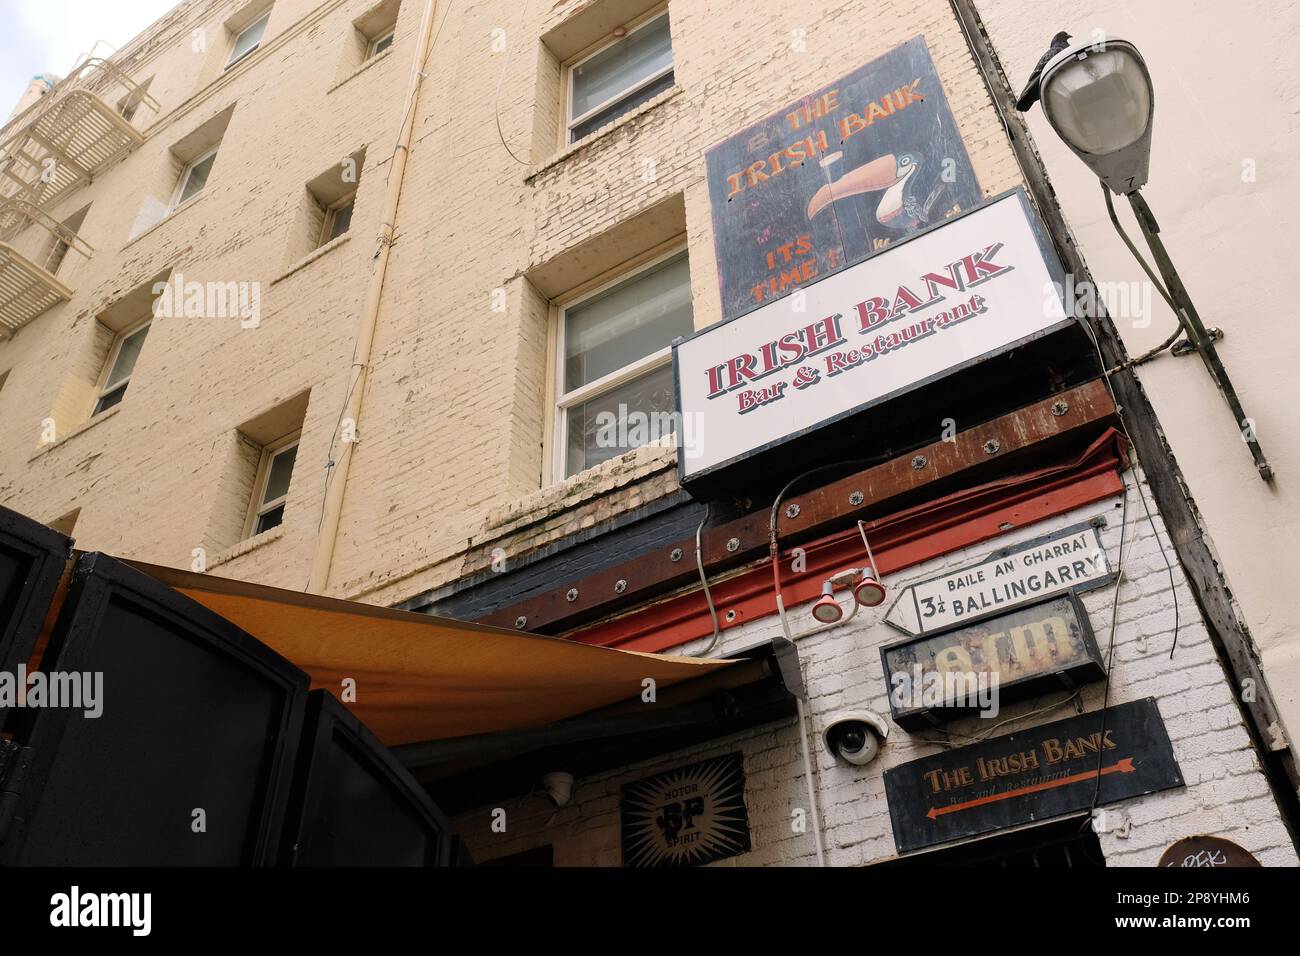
[{"left": 1039, "top": 38, "right": 1154, "bottom": 194}]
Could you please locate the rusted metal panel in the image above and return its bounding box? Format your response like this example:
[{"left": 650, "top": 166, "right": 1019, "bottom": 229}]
[{"left": 478, "top": 381, "right": 1117, "bottom": 634}]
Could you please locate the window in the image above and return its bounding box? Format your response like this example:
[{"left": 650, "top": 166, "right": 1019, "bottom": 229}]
[
  {"left": 227, "top": 12, "right": 270, "bottom": 68},
  {"left": 369, "top": 29, "right": 395, "bottom": 58},
  {"left": 93, "top": 321, "right": 150, "bottom": 416},
  {"left": 555, "top": 249, "right": 692, "bottom": 479},
  {"left": 172, "top": 147, "right": 218, "bottom": 210},
  {"left": 247, "top": 435, "right": 298, "bottom": 536},
  {"left": 567, "top": 11, "right": 673, "bottom": 143},
  {"left": 320, "top": 195, "right": 355, "bottom": 245},
  {"left": 44, "top": 205, "right": 89, "bottom": 277},
  {"left": 118, "top": 76, "right": 154, "bottom": 123}
]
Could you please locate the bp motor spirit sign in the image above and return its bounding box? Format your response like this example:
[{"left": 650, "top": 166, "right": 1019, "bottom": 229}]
[
  {"left": 705, "top": 34, "right": 982, "bottom": 322},
  {"left": 674, "top": 188, "right": 1070, "bottom": 482},
  {"left": 883, "top": 698, "right": 1183, "bottom": 854},
  {"left": 621, "top": 753, "right": 752, "bottom": 867}
]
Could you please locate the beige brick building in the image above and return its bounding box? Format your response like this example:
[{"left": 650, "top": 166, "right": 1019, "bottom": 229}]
[{"left": 1, "top": 0, "right": 1296, "bottom": 866}]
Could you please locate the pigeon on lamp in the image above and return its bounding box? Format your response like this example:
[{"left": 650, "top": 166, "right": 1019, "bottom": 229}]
[{"left": 1015, "top": 31, "right": 1073, "bottom": 111}]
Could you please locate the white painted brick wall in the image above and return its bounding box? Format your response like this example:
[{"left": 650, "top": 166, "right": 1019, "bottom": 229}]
[{"left": 455, "top": 466, "right": 1299, "bottom": 867}]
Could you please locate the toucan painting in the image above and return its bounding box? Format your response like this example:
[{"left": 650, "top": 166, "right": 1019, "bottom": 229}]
[
  {"left": 704, "top": 35, "right": 983, "bottom": 322},
  {"left": 806, "top": 151, "right": 950, "bottom": 234}
]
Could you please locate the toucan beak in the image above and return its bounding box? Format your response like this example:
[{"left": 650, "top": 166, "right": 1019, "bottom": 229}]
[{"left": 807, "top": 154, "right": 903, "bottom": 219}]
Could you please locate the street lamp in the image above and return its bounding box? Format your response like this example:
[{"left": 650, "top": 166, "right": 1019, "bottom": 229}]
[
  {"left": 1039, "top": 39, "right": 1153, "bottom": 195},
  {"left": 1026, "top": 37, "right": 1272, "bottom": 481}
]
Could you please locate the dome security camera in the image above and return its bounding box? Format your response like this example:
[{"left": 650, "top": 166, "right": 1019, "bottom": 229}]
[
  {"left": 823, "top": 711, "right": 889, "bottom": 766},
  {"left": 542, "top": 771, "right": 574, "bottom": 808}
]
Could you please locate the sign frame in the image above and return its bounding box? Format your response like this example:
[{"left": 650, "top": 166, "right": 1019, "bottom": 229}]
[
  {"left": 620, "top": 752, "right": 752, "bottom": 868},
  {"left": 673, "top": 187, "right": 1075, "bottom": 486},
  {"left": 879, "top": 591, "right": 1107, "bottom": 731},
  {"left": 882, "top": 518, "right": 1117, "bottom": 637}
]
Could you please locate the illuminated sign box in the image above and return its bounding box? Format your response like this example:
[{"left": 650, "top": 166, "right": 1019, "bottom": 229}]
[
  {"left": 673, "top": 188, "right": 1072, "bottom": 486},
  {"left": 880, "top": 593, "right": 1105, "bottom": 731}
]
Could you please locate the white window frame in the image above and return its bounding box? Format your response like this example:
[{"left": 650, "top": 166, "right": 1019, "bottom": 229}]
[
  {"left": 227, "top": 11, "right": 271, "bottom": 69},
  {"left": 564, "top": 8, "right": 673, "bottom": 145},
  {"left": 551, "top": 244, "right": 688, "bottom": 484},
  {"left": 318, "top": 193, "right": 356, "bottom": 246},
  {"left": 245, "top": 433, "right": 299, "bottom": 538},
  {"left": 92, "top": 319, "right": 151, "bottom": 418},
  {"left": 170, "top": 146, "right": 219, "bottom": 213},
  {"left": 368, "top": 28, "right": 395, "bottom": 59}
]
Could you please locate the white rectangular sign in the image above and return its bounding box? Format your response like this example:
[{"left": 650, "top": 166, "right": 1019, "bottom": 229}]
[
  {"left": 884, "top": 522, "right": 1114, "bottom": 635},
  {"left": 675, "top": 190, "right": 1070, "bottom": 482}
]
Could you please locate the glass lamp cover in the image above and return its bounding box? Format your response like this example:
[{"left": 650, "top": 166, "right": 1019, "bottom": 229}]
[{"left": 1044, "top": 47, "right": 1151, "bottom": 155}]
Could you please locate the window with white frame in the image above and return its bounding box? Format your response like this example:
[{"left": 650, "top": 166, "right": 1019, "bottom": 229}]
[
  {"left": 320, "top": 194, "right": 355, "bottom": 246},
  {"left": 369, "top": 28, "right": 395, "bottom": 58},
  {"left": 172, "top": 147, "right": 218, "bottom": 211},
  {"left": 93, "top": 321, "right": 150, "bottom": 416},
  {"left": 555, "top": 250, "right": 692, "bottom": 480},
  {"left": 247, "top": 435, "right": 298, "bottom": 536},
  {"left": 227, "top": 11, "right": 271, "bottom": 68},
  {"left": 566, "top": 11, "right": 673, "bottom": 144}
]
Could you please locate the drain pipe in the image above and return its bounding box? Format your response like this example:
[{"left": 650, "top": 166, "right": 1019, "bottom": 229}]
[{"left": 307, "top": 0, "right": 440, "bottom": 593}]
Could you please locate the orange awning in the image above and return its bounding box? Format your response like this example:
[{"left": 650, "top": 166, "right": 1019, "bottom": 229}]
[{"left": 123, "top": 560, "right": 734, "bottom": 747}]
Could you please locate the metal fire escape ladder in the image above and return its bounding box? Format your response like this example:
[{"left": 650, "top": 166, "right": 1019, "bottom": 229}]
[
  {"left": 0, "top": 58, "right": 159, "bottom": 238},
  {"left": 0, "top": 200, "right": 95, "bottom": 338}
]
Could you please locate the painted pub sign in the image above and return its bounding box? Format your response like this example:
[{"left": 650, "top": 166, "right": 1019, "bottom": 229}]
[
  {"left": 675, "top": 188, "right": 1071, "bottom": 483},
  {"left": 621, "top": 753, "right": 752, "bottom": 867},
  {"left": 883, "top": 698, "right": 1184, "bottom": 854},
  {"left": 705, "top": 35, "right": 982, "bottom": 323}
]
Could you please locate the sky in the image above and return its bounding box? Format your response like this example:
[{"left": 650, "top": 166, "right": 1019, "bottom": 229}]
[{"left": 0, "top": 0, "right": 179, "bottom": 115}]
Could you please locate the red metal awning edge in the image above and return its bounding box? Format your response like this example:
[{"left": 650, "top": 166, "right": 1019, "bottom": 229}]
[{"left": 566, "top": 428, "right": 1128, "bottom": 653}]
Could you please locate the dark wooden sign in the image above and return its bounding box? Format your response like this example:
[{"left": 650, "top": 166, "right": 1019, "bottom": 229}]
[
  {"left": 881, "top": 593, "right": 1106, "bottom": 730},
  {"left": 621, "top": 753, "right": 751, "bottom": 867},
  {"left": 704, "top": 34, "right": 982, "bottom": 323},
  {"left": 884, "top": 698, "right": 1183, "bottom": 854}
]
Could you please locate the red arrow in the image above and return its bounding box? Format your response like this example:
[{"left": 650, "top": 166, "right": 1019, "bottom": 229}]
[{"left": 926, "top": 757, "right": 1136, "bottom": 820}]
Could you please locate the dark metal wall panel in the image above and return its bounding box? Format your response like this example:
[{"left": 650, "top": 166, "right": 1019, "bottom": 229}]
[
  {"left": 0, "top": 506, "right": 71, "bottom": 733},
  {"left": 1, "top": 553, "right": 309, "bottom": 866}
]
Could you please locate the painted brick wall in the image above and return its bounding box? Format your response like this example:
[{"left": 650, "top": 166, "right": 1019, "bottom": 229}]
[
  {"left": 1, "top": 0, "right": 1033, "bottom": 608},
  {"left": 454, "top": 469, "right": 1298, "bottom": 866}
]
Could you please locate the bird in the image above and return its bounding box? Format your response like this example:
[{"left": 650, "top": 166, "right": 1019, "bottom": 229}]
[
  {"left": 1016, "top": 31, "right": 1073, "bottom": 112},
  {"left": 874, "top": 152, "right": 924, "bottom": 229}
]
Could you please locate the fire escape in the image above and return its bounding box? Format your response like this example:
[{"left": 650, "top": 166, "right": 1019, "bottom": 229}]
[{"left": 0, "top": 59, "right": 158, "bottom": 338}]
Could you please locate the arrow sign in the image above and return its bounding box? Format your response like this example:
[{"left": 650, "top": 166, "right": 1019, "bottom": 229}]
[
  {"left": 926, "top": 757, "right": 1136, "bottom": 820},
  {"left": 884, "top": 522, "right": 1112, "bottom": 636},
  {"left": 883, "top": 699, "right": 1184, "bottom": 853}
]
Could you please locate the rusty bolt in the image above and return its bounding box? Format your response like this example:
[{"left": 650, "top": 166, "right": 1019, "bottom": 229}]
[
  {"left": 1051, "top": 400, "right": 1070, "bottom": 417},
  {"left": 785, "top": 503, "right": 800, "bottom": 519},
  {"left": 849, "top": 490, "right": 864, "bottom": 506},
  {"left": 983, "top": 439, "right": 1001, "bottom": 455},
  {"left": 726, "top": 537, "right": 740, "bottom": 552},
  {"left": 514, "top": 616, "right": 527, "bottom": 629},
  {"left": 614, "top": 579, "right": 627, "bottom": 594},
  {"left": 565, "top": 588, "right": 579, "bottom": 602},
  {"left": 911, "top": 455, "right": 927, "bottom": 470},
  {"left": 670, "top": 547, "right": 683, "bottom": 562}
]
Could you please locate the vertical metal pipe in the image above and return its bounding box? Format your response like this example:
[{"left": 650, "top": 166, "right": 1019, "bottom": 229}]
[{"left": 307, "top": 0, "right": 441, "bottom": 592}]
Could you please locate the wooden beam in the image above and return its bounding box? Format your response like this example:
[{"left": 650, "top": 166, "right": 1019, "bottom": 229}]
[{"left": 478, "top": 380, "right": 1117, "bottom": 633}]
